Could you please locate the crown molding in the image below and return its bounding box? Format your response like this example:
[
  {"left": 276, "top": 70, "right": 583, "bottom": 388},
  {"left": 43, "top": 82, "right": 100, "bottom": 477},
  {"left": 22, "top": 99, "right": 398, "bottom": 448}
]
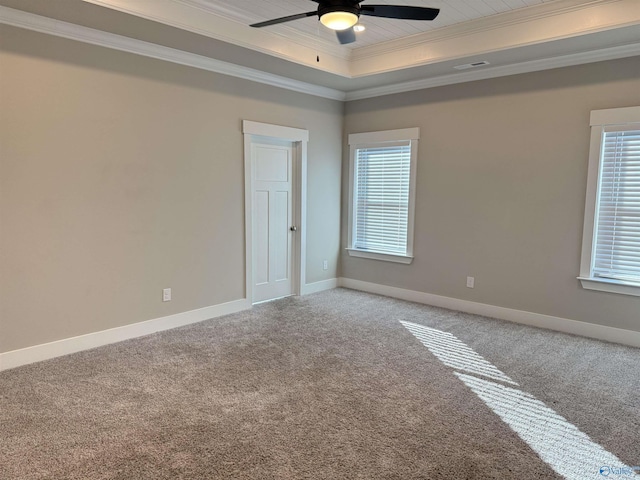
[
  {"left": 350, "top": 0, "right": 639, "bottom": 77},
  {"left": 77, "top": 0, "right": 640, "bottom": 81},
  {"left": 344, "top": 41, "right": 640, "bottom": 101},
  {"left": 178, "top": 0, "right": 349, "bottom": 61},
  {"left": 1, "top": 3, "right": 638, "bottom": 104},
  {"left": 0, "top": 6, "right": 346, "bottom": 101},
  {"left": 71, "top": 0, "right": 640, "bottom": 81},
  {"left": 353, "top": 0, "right": 618, "bottom": 61},
  {"left": 81, "top": 0, "right": 351, "bottom": 76}
]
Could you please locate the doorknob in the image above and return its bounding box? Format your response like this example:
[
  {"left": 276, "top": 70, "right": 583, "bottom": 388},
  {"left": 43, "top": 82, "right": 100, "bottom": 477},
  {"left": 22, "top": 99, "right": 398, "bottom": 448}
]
[{"left": 290, "top": 226, "right": 297, "bottom": 232}]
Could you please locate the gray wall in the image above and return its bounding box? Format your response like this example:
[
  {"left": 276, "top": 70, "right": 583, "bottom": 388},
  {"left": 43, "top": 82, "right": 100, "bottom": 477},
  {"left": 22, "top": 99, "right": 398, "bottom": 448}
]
[
  {"left": 2, "top": 20, "right": 639, "bottom": 356},
  {"left": 342, "top": 57, "right": 640, "bottom": 332},
  {"left": 0, "top": 25, "right": 343, "bottom": 353}
]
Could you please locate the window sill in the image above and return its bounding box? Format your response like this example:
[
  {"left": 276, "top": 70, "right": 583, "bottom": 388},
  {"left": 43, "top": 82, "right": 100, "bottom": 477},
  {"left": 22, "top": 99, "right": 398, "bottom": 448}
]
[
  {"left": 577, "top": 276, "right": 640, "bottom": 297},
  {"left": 347, "top": 248, "right": 414, "bottom": 264}
]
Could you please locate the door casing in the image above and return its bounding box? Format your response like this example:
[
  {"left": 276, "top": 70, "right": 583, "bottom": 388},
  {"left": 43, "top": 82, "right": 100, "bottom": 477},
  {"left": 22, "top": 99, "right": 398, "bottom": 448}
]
[{"left": 242, "top": 120, "right": 308, "bottom": 304}]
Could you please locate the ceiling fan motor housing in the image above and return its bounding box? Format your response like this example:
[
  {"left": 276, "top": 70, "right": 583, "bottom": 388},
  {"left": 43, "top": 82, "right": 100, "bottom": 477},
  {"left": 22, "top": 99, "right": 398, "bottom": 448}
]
[
  {"left": 249, "top": 0, "right": 439, "bottom": 43},
  {"left": 318, "top": 2, "right": 360, "bottom": 20}
]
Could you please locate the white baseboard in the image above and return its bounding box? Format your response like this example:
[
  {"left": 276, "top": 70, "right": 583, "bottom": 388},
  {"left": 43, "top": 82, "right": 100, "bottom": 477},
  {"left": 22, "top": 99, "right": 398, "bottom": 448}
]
[
  {"left": 0, "top": 298, "right": 251, "bottom": 372},
  {"left": 300, "top": 278, "right": 339, "bottom": 295},
  {"left": 4, "top": 279, "right": 637, "bottom": 371},
  {"left": 339, "top": 277, "right": 640, "bottom": 349}
]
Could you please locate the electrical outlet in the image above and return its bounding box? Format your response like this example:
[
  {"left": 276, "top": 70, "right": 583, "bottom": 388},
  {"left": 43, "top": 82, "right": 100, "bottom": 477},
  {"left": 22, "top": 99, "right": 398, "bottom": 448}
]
[
  {"left": 162, "top": 288, "right": 172, "bottom": 302},
  {"left": 466, "top": 277, "right": 475, "bottom": 289},
  {"left": 323, "top": 260, "right": 328, "bottom": 270}
]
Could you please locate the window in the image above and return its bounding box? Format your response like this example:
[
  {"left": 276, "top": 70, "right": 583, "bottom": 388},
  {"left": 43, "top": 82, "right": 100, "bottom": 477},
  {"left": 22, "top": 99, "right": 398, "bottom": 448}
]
[
  {"left": 347, "top": 128, "right": 419, "bottom": 264},
  {"left": 579, "top": 106, "right": 640, "bottom": 296}
]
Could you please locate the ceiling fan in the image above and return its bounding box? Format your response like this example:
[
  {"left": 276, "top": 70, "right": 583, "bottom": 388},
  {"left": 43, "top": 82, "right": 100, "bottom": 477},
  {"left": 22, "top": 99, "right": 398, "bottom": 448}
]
[{"left": 250, "top": 0, "right": 440, "bottom": 45}]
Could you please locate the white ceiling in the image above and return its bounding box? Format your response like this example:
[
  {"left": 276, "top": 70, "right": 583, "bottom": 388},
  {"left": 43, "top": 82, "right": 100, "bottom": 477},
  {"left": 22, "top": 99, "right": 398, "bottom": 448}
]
[
  {"left": 1, "top": 0, "right": 639, "bottom": 100},
  {"left": 189, "top": 0, "right": 559, "bottom": 48}
]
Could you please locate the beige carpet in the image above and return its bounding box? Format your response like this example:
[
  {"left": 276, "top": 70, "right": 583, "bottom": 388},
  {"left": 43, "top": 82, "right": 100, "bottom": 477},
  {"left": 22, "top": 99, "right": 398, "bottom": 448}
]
[{"left": 1, "top": 288, "right": 638, "bottom": 479}]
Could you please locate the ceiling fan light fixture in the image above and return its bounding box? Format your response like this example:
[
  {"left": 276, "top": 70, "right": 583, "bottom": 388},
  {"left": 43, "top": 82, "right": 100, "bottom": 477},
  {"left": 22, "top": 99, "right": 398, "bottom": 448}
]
[
  {"left": 320, "top": 11, "right": 359, "bottom": 30},
  {"left": 250, "top": 3, "right": 440, "bottom": 45}
]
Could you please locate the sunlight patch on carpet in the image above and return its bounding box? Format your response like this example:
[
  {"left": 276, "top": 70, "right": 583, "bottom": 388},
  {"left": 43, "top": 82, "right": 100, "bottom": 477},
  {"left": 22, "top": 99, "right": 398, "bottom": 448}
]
[
  {"left": 456, "top": 373, "right": 632, "bottom": 480},
  {"left": 400, "top": 320, "right": 517, "bottom": 385},
  {"left": 400, "top": 320, "right": 634, "bottom": 480}
]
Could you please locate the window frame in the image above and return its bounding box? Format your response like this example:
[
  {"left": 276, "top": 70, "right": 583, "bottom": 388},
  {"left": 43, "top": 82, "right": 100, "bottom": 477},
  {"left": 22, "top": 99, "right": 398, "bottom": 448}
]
[
  {"left": 578, "top": 106, "right": 640, "bottom": 296},
  {"left": 347, "top": 127, "right": 419, "bottom": 264}
]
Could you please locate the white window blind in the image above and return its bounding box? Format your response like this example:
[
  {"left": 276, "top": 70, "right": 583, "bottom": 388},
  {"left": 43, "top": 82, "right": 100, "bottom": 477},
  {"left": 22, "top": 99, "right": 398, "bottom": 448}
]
[
  {"left": 353, "top": 141, "right": 411, "bottom": 255},
  {"left": 593, "top": 126, "right": 640, "bottom": 283}
]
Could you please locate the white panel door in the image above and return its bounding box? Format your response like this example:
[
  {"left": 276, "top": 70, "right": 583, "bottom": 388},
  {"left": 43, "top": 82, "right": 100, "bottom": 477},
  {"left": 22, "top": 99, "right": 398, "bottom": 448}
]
[{"left": 252, "top": 140, "right": 294, "bottom": 303}]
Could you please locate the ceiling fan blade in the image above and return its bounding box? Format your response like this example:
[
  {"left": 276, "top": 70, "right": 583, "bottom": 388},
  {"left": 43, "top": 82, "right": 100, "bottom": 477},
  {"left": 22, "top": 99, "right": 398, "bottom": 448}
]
[
  {"left": 336, "top": 27, "right": 356, "bottom": 44},
  {"left": 250, "top": 11, "right": 317, "bottom": 28},
  {"left": 360, "top": 5, "right": 440, "bottom": 21}
]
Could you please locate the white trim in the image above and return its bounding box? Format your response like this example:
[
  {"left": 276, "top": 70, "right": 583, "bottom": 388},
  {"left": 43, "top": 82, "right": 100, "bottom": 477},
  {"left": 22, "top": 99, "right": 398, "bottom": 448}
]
[
  {"left": 82, "top": 0, "right": 352, "bottom": 73},
  {"left": 178, "top": 0, "right": 351, "bottom": 61},
  {"left": 0, "top": 298, "right": 251, "bottom": 372},
  {"left": 348, "top": 128, "right": 420, "bottom": 144},
  {"left": 297, "top": 140, "right": 308, "bottom": 292},
  {"left": 84, "top": 0, "right": 640, "bottom": 81},
  {"left": 351, "top": 0, "right": 624, "bottom": 61},
  {"left": 345, "top": 42, "right": 640, "bottom": 101},
  {"left": 579, "top": 125, "right": 603, "bottom": 282},
  {"left": 346, "top": 249, "right": 414, "bottom": 264},
  {"left": 2, "top": 5, "right": 640, "bottom": 103},
  {"left": 242, "top": 120, "right": 308, "bottom": 304},
  {"left": 243, "top": 120, "right": 309, "bottom": 142},
  {"left": 300, "top": 278, "right": 339, "bottom": 295},
  {"left": 347, "top": 131, "right": 419, "bottom": 263},
  {"left": 578, "top": 277, "right": 640, "bottom": 297},
  {"left": 0, "top": 6, "right": 346, "bottom": 101},
  {"left": 590, "top": 106, "right": 640, "bottom": 126},
  {"left": 243, "top": 132, "right": 254, "bottom": 303},
  {"left": 338, "top": 278, "right": 640, "bottom": 349},
  {"left": 349, "top": 0, "right": 640, "bottom": 77},
  {"left": 579, "top": 105, "right": 640, "bottom": 297}
]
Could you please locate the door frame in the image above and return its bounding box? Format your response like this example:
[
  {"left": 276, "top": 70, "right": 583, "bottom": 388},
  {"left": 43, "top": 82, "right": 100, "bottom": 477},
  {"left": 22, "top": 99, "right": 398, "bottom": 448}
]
[{"left": 242, "top": 120, "right": 308, "bottom": 304}]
